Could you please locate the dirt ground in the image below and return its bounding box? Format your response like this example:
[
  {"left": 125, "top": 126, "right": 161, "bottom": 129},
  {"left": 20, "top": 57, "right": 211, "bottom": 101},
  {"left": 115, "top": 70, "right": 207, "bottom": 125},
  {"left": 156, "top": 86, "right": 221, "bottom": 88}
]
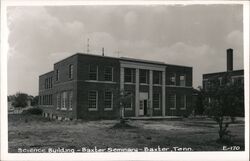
[{"left": 8, "top": 114, "right": 245, "bottom": 153}]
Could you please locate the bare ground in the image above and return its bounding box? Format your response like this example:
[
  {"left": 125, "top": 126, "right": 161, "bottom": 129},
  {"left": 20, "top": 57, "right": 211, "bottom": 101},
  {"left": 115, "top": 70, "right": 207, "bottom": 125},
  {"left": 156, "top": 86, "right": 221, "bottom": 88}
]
[{"left": 8, "top": 114, "right": 245, "bottom": 153}]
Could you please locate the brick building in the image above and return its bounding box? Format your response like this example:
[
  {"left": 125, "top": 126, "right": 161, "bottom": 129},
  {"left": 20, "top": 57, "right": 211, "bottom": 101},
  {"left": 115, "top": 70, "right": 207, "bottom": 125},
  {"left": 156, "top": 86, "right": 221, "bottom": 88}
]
[
  {"left": 39, "top": 53, "right": 193, "bottom": 120},
  {"left": 203, "top": 48, "right": 244, "bottom": 90}
]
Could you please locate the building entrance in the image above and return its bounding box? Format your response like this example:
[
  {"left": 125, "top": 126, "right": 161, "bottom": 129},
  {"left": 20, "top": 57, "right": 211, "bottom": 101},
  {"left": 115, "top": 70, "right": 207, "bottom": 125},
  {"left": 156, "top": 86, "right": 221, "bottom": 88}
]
[{"left": 139, "top": 92, "right": 148, "bottom": 116}]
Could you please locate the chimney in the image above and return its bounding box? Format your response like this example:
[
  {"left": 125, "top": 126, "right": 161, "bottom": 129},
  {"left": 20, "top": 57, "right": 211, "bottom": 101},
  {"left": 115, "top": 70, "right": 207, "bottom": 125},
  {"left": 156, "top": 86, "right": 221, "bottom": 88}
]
[
  {"left": 102, "top": 47, "right": 104, "bottom": 56},
  {"left": 227, "top": 48, "right": 233, "bottom": 71}
]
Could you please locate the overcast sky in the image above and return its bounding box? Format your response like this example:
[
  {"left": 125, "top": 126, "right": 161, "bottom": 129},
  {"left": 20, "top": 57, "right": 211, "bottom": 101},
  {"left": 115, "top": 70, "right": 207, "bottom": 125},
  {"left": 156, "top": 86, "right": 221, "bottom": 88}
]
[{"left": 7, "top": 5, "right": 243, "bottom": 96}]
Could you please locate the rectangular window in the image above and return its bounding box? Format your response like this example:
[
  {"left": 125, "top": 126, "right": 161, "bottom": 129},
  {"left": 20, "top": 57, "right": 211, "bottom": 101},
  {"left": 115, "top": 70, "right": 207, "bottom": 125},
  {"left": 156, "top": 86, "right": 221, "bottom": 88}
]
[
  {"left": 124, "top": 68, "right": 135, "bottom": 83},
  {"left": 180, "top": 75, "right": 186, "bottom": 86},
  {"left": 153, "top": 71, "right": 162, "bottom": 84},
  {"left": 56, "top": 69, "right": 59, "bottom": 81},
  {"left": 51, "top": 94, "right": 53, "bottom": 105},
  {"left": 168, "top": 94, "right": 176, "bottom": 110},
  {"left": 169, "top": 73, "right": 176, "bottom": 85},
  {"left": 140, "top": 69, "right": 149, "bottom": 84},
  {"left": 153, "top": 93, "right": 161, "bottom": 110},
  {"left": 45, "top": 79, "right": 48, "bottom": 89},
  {"left": 124, "top": 91, "right": 133, "bottom": 110},
  {"left": 69, "top": 91, "right": 73, "bottom": 110},
  {"left": 180, "top": 95, "right": 186, "bottom": 110},
  {"left": 56, "top": 93, "right": 60, "bottom": 109},
  {"left": 89, "top": 65, "right": 98, "bottom": 80},
  {"left": 88, "top": 91, "right": 98, "bottom": 110},
  {"left": 51, "top": 77, "right": 53, "bottom": 88},
  {"left": 104, "top": 91, "right": 113, "bottom": 110},
  {"left": 69, "top": 64, "right": 73, "bottom": 79},
  {"left": 104, "top": 67, "right": 113, "bottom": 81},
  {"left": 61, "top": 92, "right": 67, "bottom": 110}
]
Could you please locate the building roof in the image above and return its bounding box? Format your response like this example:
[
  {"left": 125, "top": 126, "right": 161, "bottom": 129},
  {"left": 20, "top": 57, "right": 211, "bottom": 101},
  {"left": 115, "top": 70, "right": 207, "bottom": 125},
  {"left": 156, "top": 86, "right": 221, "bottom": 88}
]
[
  {"left": 203, "top": 69, "right": 244, "bottom": 79},
  {"left": 76, "top": 53, "right": 192, "bottom": 68}
]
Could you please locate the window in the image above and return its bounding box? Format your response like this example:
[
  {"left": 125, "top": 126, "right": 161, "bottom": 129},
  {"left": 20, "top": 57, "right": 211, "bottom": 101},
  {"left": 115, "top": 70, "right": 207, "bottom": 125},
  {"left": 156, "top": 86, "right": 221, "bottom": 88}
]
[
  {"left": 139, "top": 69, "right": 149, "bottom": 84},
  {"left": 56, "top": 69, "right": 59, "bottom": 81},
  {"left": 56, "top": 93, "right": 60, "bottom": 109},
  {"left": 69, "top": 64, "right": 73, "bottom": 79},
  {"left": 104, "top": 67, "right": 113, "bottom": 81},
  {"left": 89, "top": 65, "right": 98, "bottom": 80},
  {"left": 88, "top": 91, "right": 98, "bottom": 110},
  {"left": 153, "top": 71, "right": 162, "bottom": 84},
  {"left": 124, "top": 68, "right": 135, "bottom": 83},
  {"left": 180, "top": 75, "right": 186, "bottom": 86},
  {"left": 51, "top": 77, "right": 53, "bottom": 88},
  {"left": 168, "top": 94, "right": 176, "bottom": 110},
  {"left": 61, "top": 92, "right": 67, "bottom": 110},
  {"left": 104, "top": 91, "right": 113, "bottom": 110},
  {"left": 69, "top": 91, "right": 73, "bottom": 110},
  {"left": 45, "top": 78, "right": 48, "bottom": 89},
  {"left": 124, "top": 91, "right": 133, "bottom": 110},
  {"left": 153, "top": 93, "right": 161, "bottom": 110},
  {"left": 169, "top": 73, "right": 176, "bottom": 85},
  {"left": 180, "top": 95, "right": 186, "bottom": 110},
  {"left": 218, "top": 77, "right": 223, "bottom": 85}
]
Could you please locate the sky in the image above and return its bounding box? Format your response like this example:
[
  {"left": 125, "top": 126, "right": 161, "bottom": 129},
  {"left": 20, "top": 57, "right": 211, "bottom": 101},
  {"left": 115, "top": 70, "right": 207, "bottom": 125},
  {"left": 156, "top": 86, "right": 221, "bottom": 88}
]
[{"left": 7, "top": 4, "right": 244, "bottom": 96}]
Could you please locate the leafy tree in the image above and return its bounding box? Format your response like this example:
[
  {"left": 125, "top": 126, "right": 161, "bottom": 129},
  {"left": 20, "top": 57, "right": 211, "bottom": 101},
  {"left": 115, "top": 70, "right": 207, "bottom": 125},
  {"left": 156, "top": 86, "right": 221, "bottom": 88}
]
[
  {"left": 31, "top": 96, "right": 39, "bottom": 106},
  {"left": 193, "top": 87, "right": 205, "bottom": 115},
  {"left": 12, "top": 92, "right": 29, "bottom": 108},
  {"left": 203, "top": 72, "right": 244, "bottom": 141}
]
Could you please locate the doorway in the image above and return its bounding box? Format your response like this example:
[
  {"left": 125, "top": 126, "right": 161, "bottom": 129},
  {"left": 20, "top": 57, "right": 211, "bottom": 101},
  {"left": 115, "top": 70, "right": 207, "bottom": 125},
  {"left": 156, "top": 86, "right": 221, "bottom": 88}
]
[{"left": 139, "top": 92, "right": 148, "bottom": 116}]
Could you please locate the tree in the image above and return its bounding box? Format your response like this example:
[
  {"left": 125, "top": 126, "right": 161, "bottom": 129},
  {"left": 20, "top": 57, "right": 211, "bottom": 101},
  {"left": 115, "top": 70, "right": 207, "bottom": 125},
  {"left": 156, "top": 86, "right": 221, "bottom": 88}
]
[
  {"left": 12, "top": 92, "right": 29, "bottom": 108},
  {"left": 193, "top": 87, "right": 205, "bottom": 115},
  {"left": 203, "top": 72, "right": 244, "bottom": 142},
  {"left": 31, "top": 96, "right": 39, "bottom": 106}
]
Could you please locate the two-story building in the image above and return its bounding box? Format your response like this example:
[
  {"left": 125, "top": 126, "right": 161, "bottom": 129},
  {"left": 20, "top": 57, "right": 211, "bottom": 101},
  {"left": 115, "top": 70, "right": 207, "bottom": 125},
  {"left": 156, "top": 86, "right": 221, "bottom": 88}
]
[
  {"left": 39, "top": 53, "right": 193, "bottom": 120},
  {"left": 203, "top": 48, "right": 244, "bottom": 90}
]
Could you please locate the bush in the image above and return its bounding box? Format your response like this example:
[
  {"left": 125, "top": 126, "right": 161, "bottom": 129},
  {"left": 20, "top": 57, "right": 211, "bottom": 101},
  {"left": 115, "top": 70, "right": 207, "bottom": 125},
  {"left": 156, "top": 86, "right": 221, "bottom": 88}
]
[{"left": 22, "top": 107, "right": 43, "bottom": 115}]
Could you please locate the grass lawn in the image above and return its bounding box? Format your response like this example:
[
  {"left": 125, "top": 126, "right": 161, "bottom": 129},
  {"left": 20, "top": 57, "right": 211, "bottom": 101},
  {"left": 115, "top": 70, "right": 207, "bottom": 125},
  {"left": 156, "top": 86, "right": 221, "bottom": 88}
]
[{"left": 8, "top": 114, "right": 245, "bottom": 153}]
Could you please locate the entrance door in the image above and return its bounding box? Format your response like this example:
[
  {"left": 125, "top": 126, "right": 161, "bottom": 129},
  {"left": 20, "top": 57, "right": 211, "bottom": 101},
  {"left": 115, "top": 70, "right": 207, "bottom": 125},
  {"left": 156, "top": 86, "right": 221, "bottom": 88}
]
[{"left": 139, "top": 92, "right": 148, "bottom": 116}]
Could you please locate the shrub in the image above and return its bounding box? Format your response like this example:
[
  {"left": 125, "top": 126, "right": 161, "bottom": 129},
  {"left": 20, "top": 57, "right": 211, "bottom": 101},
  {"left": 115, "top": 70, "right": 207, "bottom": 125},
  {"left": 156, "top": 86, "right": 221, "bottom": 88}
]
[{"left": 22, "top": 107, "right": 43, "bottom": 115}]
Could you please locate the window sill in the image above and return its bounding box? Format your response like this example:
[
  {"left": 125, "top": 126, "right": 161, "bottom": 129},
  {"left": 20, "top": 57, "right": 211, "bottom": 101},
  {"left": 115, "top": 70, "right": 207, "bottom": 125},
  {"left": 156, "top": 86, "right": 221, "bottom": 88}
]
[
  {"left": 125, "top": 108, "right": 133, "bottom": 111},
  {"left": 69, "top": 108, "right": 73, "bottom": 111},
  {"left": 180, "top": 108, "right": 186, "bottom": 110},
  {"left": 153, "top": 108, "right": 161, "bottom": 111},
  {"left": 104, "top": 108, "right": 113, "bottom": 111},
  {"left": 170, "top": 108, "right": 176, "bottom": 110},
  {"left": 61, "top": 108, "right": 67, "bottom": 111},
  {"left": 140, "top": 83, "right": 149, "bottom": 86},
  {"left": 124, "top": 82, "right": 135, "bottom": 85},
  {"left": 88, "top": 108, "right": 98, "bottom": 111},
  {"left": 153, "top": 84, "right": 162, "bottom": 86}
]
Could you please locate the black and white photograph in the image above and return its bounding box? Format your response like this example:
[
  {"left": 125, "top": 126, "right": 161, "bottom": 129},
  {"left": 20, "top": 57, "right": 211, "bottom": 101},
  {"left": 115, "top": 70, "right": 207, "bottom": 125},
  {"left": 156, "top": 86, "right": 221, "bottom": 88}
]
[{"left": 1, "top": 0, "right": 249, "bottom": 161}]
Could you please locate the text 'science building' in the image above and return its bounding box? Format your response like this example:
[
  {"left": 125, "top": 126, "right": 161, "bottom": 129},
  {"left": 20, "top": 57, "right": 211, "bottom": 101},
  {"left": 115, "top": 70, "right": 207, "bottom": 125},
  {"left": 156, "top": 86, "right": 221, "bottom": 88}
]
[{"left": 39, "top": 53, "right": 193, "bottom": 120}]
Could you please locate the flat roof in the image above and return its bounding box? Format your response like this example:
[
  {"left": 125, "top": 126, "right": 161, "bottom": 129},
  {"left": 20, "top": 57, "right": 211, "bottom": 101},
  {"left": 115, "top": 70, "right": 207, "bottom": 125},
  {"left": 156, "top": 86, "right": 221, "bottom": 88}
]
[
  {"left": 203, "top": 69, "right": 244, "bottom": 77},
  {"left": 39, "top": 70, "right": 54, "bottom": 77},
  {"left": 77, "top": 53, "right": 192, "bottom": 68}
]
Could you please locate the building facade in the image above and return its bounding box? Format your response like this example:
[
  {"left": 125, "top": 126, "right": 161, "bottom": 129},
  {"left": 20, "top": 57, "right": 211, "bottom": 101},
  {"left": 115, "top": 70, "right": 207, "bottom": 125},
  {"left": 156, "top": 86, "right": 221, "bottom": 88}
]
[
  {"left": 39, "top": 53, "right": 193, "bottom": 120},
  {"left": 203, "top": 48, "right": 244, "bottom": 90}
]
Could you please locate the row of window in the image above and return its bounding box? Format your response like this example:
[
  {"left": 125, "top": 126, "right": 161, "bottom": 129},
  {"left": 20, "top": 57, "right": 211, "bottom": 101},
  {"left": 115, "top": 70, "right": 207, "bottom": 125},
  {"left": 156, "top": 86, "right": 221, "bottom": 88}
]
[
  {"left": 203, "top": 76, "right": 244, "bottom": 90},
  {"left": 53, "top": 64, "right": 187, "bottom": 87},
  {"left": 87, "top": 91, "right": 162, "bottom": 111},
  {"left": 45, "top": 77, "right": 53, "bottom": 89},
  {"left": 89, "top": 65, "right": 113, "bottom": 81},
  {"left": 56, "top": 91, "right": 73, "bottom": 110},
  {"left": 88, "top": 90, "right": 113, "bottom": 110},
  {"left": 39, "top": 94, "right": 53, "bottom": 105},
  {"left": 124, "top": 68, "right": 186, "bottom": 86},
  {"left": 167, "top": 94, "right": 186, "bottom": 110},
  {"left": 55, "top": 64, "right": 74, "bottom": 81}
]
